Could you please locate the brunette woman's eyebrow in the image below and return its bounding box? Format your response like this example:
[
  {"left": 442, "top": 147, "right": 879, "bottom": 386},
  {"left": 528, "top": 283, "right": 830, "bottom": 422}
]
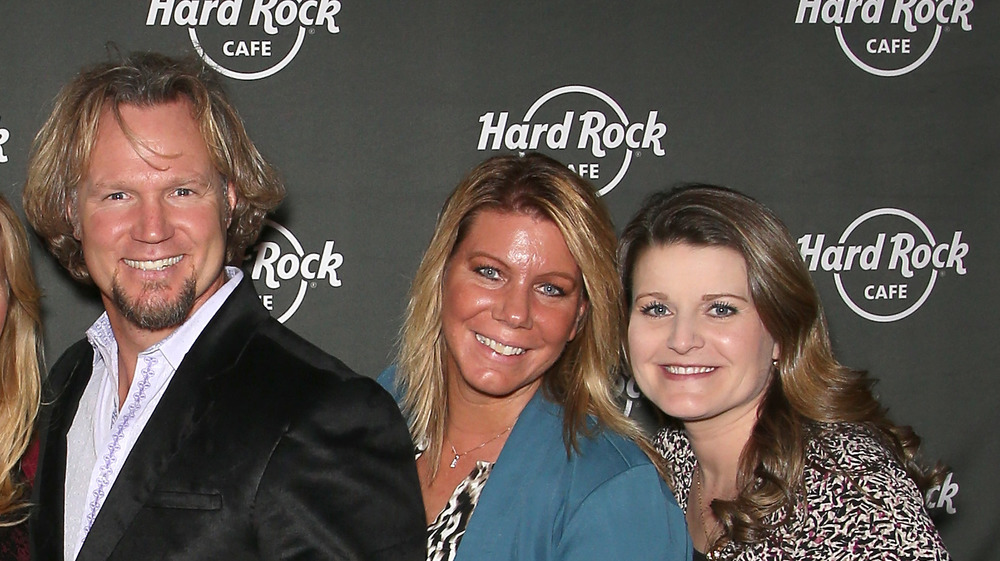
[{"left": 701, "top": 292, "right": 749, "bottom": 303}]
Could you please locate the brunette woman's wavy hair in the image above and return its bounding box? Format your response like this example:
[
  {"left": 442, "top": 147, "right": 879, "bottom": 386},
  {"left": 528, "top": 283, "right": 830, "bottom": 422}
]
[
  {"left": 0, "top": 195, "right": 42, "bottom": 524},
  {"left": 619, "top": 184, "right": 941, "bottom": 553},
  {"left": 395, "top": 153, "right": 653, "bottom": 480}
]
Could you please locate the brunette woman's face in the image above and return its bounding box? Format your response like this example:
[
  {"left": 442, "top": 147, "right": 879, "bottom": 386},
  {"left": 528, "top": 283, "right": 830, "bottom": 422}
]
[
  {"left": 440, "top": 210, "right": 588, "bottom": 405},
  {"left": 627, "top": 243, "right": 778, "bottom": 427}
]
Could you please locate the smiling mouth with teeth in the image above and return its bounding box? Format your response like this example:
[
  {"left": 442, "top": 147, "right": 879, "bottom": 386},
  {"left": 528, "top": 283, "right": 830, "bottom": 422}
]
[
  {"left": 663, "top": 365, "right": 716, "bottom": 375},
  {"left": 123, "top": 256, "right": 182, "bottom": 271},
  {"left": 475, "top": 333, "right": 525, "bottom": 356}
]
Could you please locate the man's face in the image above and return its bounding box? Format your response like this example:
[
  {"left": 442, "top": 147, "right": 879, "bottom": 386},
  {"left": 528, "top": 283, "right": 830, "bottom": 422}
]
[{"left": 75, "top": 100, "right": 235, "bottom": 334}]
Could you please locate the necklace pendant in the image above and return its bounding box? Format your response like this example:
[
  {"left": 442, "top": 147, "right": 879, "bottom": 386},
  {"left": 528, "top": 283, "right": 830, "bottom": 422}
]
[{"left": 449, "top": 454, "right": 460, "bottom": 468}]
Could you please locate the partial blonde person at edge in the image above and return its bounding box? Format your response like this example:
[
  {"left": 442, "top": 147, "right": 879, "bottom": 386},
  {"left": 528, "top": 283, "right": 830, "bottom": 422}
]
[
  {"left": 619, "top": 184, "right": 949, "bottom": 560},
  {"left": 379, "top": 153, "right": 690, "bottom": 561},
  {"left": 0, "top": 195, "right": 43, "bottom": 561}
]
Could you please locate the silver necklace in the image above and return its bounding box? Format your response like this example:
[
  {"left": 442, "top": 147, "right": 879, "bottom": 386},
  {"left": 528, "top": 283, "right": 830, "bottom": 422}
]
[{"left": 448, "top": 424, "right": 513, "bottom": 468}]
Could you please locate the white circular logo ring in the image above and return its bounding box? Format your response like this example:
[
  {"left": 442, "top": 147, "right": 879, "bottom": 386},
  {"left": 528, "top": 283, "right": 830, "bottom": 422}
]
[
  {"left": 189, "top": 27, "right": 307, "bottom": 81},
  {"left": 833, "top": 208, "right": 937, "bottom": 322},
  {"left": 261, "top": 219, "right": 309, "bottom": 322},
  {"left": 523, "top": 85, "right": 633, "bottom": 197},
  {"left": 834, "top": 24, "right": 942, "bottom": 77}
]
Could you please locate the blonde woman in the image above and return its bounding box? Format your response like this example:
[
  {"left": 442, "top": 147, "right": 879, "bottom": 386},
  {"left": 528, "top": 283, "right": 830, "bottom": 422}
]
[
  {"left": 0, "top": 195, "right": 42, "bottom": 561},
  {"left": 380, "top": 153, "right": 690, "bottom": 561}
]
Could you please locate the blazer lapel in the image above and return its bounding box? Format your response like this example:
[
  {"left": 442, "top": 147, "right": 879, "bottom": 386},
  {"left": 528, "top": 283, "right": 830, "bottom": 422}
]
[
  {"left": 31, "top": 342, "right": 97, "bottom": 561},
  {"left": 75, "top": 279, "right": 270, "bottom": 561}
]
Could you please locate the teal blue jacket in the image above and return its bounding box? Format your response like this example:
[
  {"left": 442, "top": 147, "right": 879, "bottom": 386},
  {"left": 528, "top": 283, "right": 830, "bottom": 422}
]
[{"left": 378, "top": 366, "right": 692, "bottom": 561}]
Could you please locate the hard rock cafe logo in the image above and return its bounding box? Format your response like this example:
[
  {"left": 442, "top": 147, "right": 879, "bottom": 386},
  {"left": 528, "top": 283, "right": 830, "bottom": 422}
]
[
  {"left": 476, "top": 85, "right": 668, "bottom": 196},
  {"left": 615, "top": 375, "right": 644, "bottom": 418},
  {"left": 798, "top": 208, "right": 968, "bottom": 322},
  {"left": 0, "top": 117, "right": 9, "bottom": 164},
  {"left": 794, "top": 0, "right": 973, "bottom": 76},
  {"left": 244, "top": 220, "right": 343, "bottom": 322},
  {"left": 145, "top": 0, "right": 343, "bottom": 80},
  {"left": 925, "top": 471, "right": 959, "bottom": 514}
]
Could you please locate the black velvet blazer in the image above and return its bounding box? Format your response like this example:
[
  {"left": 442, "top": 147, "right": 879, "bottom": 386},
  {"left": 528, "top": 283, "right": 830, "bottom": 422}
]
[{"left": 30, "top": 278, "right": 425, "bottom": 560}]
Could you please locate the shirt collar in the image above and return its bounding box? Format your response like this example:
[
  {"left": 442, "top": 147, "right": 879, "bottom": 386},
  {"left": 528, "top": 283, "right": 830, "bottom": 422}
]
[{"left": 87, "top": 267, "right": 245, "bottom": 372}]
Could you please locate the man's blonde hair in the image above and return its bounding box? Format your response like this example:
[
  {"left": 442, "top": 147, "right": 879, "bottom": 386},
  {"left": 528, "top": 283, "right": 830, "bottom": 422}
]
[{"left": 23, "top": 51, "right": 284, "bottom": 283}]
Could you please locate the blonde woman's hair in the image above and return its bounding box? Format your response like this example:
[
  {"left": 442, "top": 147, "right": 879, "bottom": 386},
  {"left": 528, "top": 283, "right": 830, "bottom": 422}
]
[
  {"left": 0, "top": 195, "right": 42, "bottom": 524},
  {"left": 23, "top": 51, "right": 284, "bottom": 283},
  {"left": 396, "top": 153, "right": 649, "bottom": 478}
]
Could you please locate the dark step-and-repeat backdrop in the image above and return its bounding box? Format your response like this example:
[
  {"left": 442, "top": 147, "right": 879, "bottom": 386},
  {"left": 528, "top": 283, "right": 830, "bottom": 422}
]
[{"left": 1, "top": 3, "right": 995, "bottom": 559}]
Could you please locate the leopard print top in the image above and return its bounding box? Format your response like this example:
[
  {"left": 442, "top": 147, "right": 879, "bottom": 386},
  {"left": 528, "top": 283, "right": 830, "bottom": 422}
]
[
  {"left": 425, "top": 461, "right": 494, "bottom": 561},
  {"left": 655, "top": 424, "right": 950, "bottom": 560}
]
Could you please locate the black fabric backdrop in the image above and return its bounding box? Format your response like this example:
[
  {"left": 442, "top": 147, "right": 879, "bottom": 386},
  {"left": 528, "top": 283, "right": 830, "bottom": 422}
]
[{"left": 1, "top": 2, "right": 994, "bottom": 558}]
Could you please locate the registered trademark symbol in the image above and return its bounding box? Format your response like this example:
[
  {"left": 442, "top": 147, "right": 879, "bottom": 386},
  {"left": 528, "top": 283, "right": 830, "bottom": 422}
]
[
  {"left": 634, "top": 150, "right": 641, "bottom": 158},
  {"left": 310, "top": 282, "right": 318, "bottom": 288},
  {"left": 308, "top": 28, "right": 315, "bottom": 35}
]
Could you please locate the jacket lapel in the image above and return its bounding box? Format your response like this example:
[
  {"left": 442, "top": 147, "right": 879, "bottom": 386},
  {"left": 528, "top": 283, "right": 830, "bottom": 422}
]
[
  {"left": 75, "top": 278, "right": 269, "bottom": 561},
  {"left": 31, "top": 342, "right": 97, "bottom": 561},
  {"left": 455, "top": 391, "right": 563, "bottom": 560}
]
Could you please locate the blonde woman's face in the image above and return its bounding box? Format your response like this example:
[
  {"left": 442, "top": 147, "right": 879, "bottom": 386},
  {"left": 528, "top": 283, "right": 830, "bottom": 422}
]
[
  {"left": 441, "top": 210, "right": 587, "bottom": 406},
  {"left": 627, "top": 243, "right": 779, "bottom": 429}
]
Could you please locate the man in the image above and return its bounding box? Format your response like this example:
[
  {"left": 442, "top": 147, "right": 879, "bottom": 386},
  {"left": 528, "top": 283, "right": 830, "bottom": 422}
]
[{"left": 22, "top": 52, "right": 425, "bottom": 561}]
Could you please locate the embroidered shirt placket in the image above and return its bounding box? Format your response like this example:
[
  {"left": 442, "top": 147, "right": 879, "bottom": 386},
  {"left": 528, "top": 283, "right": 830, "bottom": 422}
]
[{"left": 81, "top": 353, "right": 159, "bottom": 541}]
